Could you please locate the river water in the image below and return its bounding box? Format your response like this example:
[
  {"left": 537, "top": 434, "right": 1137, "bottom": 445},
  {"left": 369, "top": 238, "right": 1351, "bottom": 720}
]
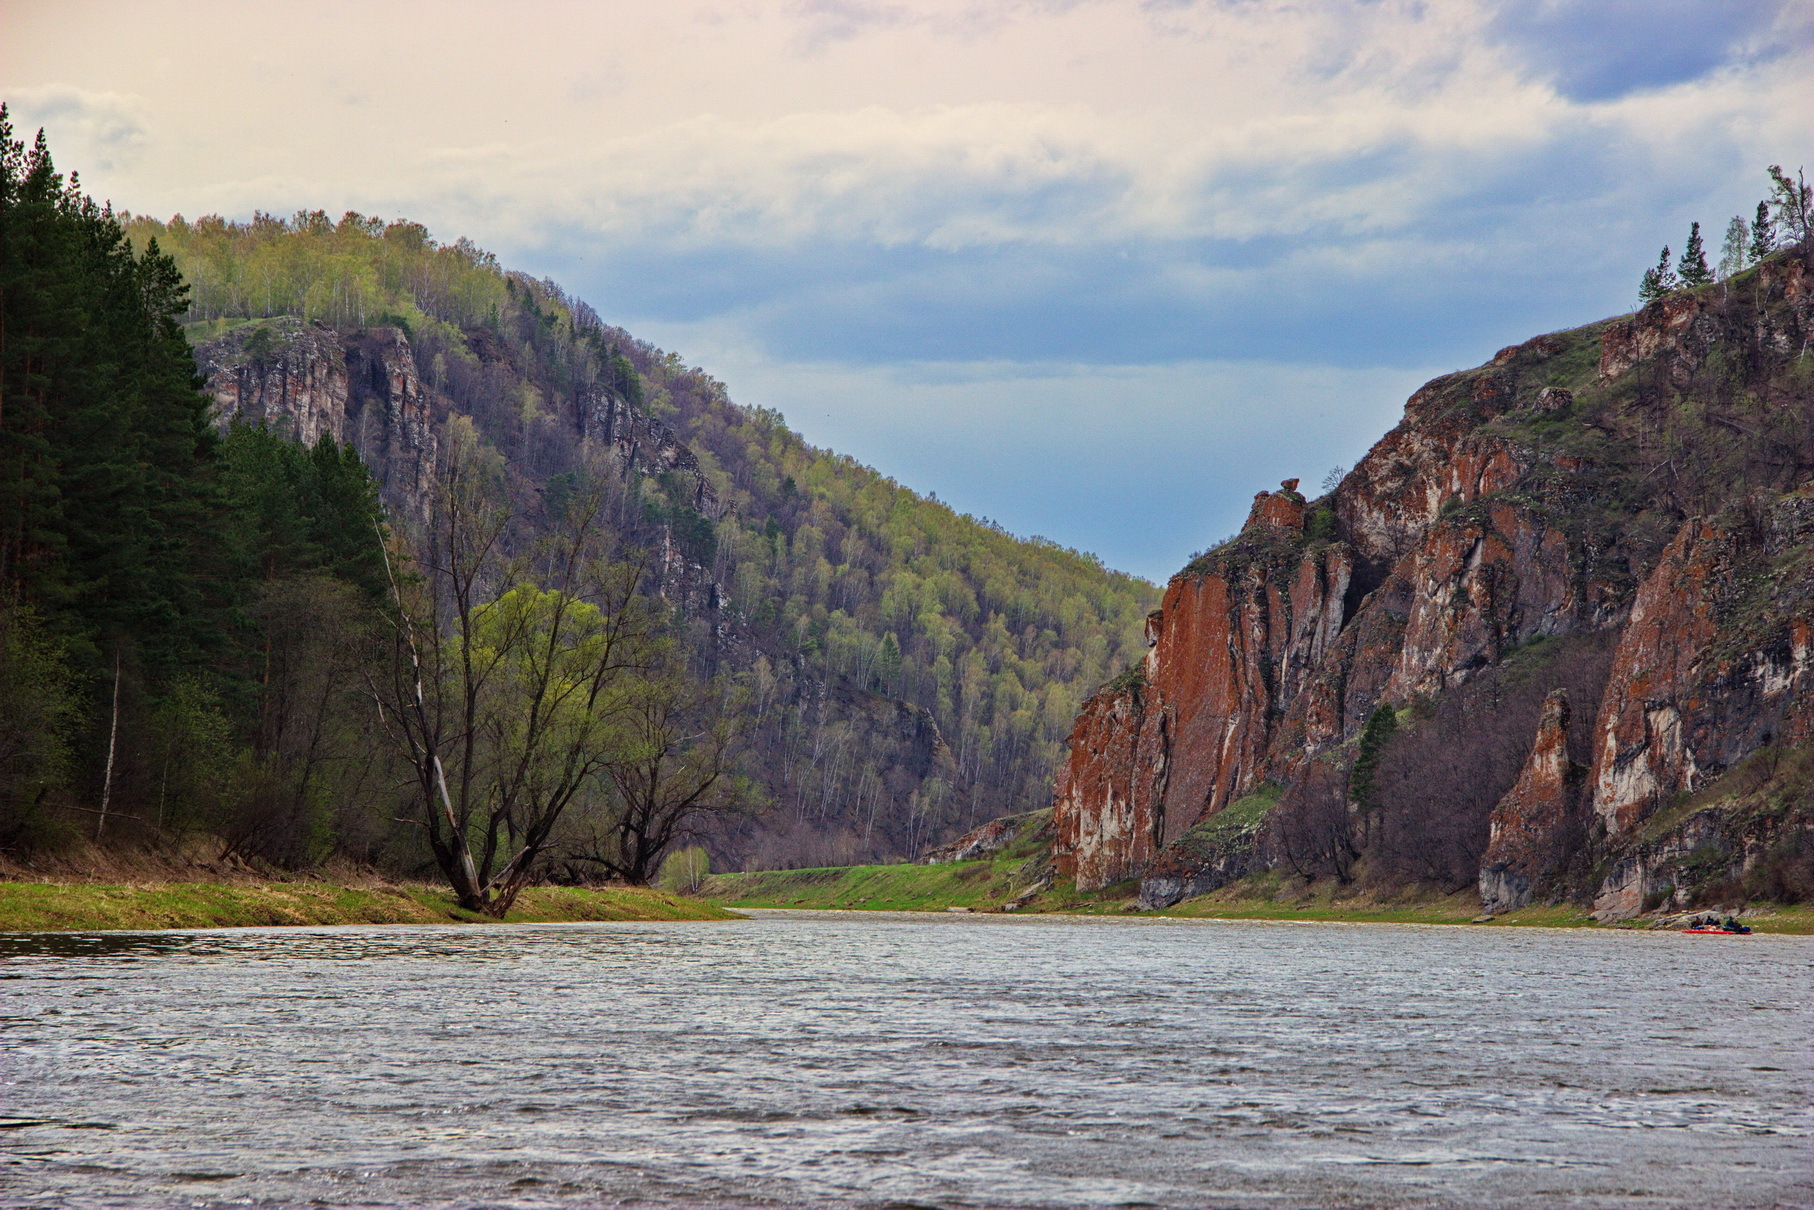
[{"left": 0, "top": 910, "right": 1808, "bottom": 1209}]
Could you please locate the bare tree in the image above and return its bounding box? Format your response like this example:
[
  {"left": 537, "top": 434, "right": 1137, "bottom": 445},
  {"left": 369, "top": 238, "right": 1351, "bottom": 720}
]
[
  {"left": 566, "top": 676, "right": 764, "bottom": 885},
  {"left": 371, "top": 421, "right": 663, "bottom": 915},
  {"left": 1268, "top": 759, "right": 1358, "bottom": 883}
]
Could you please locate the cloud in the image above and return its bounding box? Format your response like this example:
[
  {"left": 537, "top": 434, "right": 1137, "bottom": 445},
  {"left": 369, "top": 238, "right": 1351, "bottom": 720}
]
[
  {"left": 4, "top": 0, "right": 1809, "bottom": 572},
  {"left": 5, "top": 83, "right": 147, "bottom": 175}
]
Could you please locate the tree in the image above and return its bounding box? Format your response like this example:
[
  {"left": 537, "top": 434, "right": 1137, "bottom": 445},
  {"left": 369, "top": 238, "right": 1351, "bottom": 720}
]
[
  {"left": 1767, "top": 164, "right": 1811, "bottom": 248},
  {"left": 371, "top": 426, "right": 664, "bottom": 915},
  {"left": 656, "top": 844, "right": 710, "bottom": 894},
  {"left": 1717, "top": 215, "right": 1750, "bottom": 280},
  {"left": 1638, "top": 245, "right": 1677, "bottom": 304},
  {"left": 0, "top": 606, "right": 79, "bottom": 842},
  {"left": 1677, "top": 222, "right": 1712, "bottom": 288},
  {"left": 1749, "top": 200, "right": 1776, "bottom": 262},
  {"left": 570, "top": 675, "right": 764, "bottom": 886},
  {"left": 1348, "top": 701, "right": 1398, "bottom": 831},
  {"left": 0, "top": 107, "right": 220, "bottom": 681},
  {"left": 875, "top": 631, "right": 903, "bottom": 692}
]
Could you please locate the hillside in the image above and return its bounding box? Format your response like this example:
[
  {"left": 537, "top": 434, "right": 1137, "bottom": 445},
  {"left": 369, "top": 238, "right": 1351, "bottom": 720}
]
[
  {"left": 125, "top": 210, "right": 1158, "bottom": 869},
  {"left": 1040, "top": 241, "right": 1814, "bottom": 919}
]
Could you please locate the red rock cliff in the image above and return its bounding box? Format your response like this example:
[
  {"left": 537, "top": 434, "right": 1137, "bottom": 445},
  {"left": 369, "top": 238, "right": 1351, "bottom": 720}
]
[{"left": 1050, "top": 245, "right": 1814, "bottom": 914}]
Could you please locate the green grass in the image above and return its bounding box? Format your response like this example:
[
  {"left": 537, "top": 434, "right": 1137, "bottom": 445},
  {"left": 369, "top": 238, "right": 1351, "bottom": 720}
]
[
  {"left": 705, "top": 853, "right": 1814, "bottom": 931},
  {"left": 0, "top": 881, "right": 739, "bottom": 931},
  {"left": 1737, "top": 905, "right": 1814, "bottom": 935},
  {"left": 702, "top": 853, "right": 1139, "bottom": 915},
  {"left": 705, "top": 860, "right": 1034, "bottom": 912},
  {"left": 706, "top": 859, "right": 1615, "bottom": 927}
]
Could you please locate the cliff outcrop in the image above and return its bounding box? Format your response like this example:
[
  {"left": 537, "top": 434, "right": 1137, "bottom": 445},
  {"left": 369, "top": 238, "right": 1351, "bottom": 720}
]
[
  {"left": 1479, "top": 688, "right": 1576, "bottom": 913},
  {"left": 198, "top": 318, "right": 440, "bottom": 522},
  {"left": 195, "top": 316, "right": 717, "bottom": 591},
  {"left": 1050, "top": 243, "right": 1814, "bottom": 917}
]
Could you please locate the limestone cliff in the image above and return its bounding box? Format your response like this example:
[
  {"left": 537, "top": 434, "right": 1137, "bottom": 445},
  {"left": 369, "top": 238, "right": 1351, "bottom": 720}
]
[{"left": 1050, "top": 243, "right": 1814, "bottom": 917}]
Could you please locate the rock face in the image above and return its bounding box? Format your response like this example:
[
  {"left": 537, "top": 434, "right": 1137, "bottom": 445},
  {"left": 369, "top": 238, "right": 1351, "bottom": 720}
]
[
  {"left": 198, "top": 319, "right": 439, "bottom": 522},
  {"left": 195, "top": 317, "right": 718, "bottom": 558},
  {"left": 1480, "top": 688, "right": 1575, "bottom": 913},
  {"left": 1048, "top": 245, "right": 1814, "bottom": 916}
]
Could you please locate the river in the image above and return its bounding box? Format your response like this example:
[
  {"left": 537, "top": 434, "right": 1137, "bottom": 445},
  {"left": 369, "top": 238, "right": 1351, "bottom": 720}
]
[{"left": 1, "top": 910, "right": 1808, "bottom": 1208}]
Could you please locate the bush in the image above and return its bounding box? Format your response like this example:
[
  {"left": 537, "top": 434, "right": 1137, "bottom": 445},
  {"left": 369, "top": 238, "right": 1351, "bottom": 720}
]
[{"left": 657, "top": 845, "right": 711, "bottom": 894}]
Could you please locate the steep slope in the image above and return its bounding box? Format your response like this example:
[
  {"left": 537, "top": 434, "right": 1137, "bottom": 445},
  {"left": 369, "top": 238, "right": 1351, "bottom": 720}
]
[
  {"left": 1050, "top": 245, "right": 1814, "bottom": 918},
  {"left": 127, "top": 211, "right": 1158, "bottom": 868}
]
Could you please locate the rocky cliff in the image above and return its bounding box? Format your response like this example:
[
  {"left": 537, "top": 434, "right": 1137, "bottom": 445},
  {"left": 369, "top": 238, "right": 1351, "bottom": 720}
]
[
  {"left": 1051, "top": 245, "right": 1814, "bottom": 918},
  {"left": 196, "top": 316, "right": 720, "bottom": 601}
]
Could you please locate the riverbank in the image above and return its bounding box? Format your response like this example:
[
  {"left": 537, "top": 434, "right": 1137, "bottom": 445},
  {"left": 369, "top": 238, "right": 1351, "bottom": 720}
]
[
  {"left": 701, "top": 860, "right": 1814, "bottom": 933},
  {"left": 0, "top": 880, "right": 739, "bottom": 931}
]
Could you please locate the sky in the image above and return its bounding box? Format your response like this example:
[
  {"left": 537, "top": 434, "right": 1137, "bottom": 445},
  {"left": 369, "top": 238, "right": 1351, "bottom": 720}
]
[{"left": 4, "top": 0, "right": 1810, "bottom": 581}]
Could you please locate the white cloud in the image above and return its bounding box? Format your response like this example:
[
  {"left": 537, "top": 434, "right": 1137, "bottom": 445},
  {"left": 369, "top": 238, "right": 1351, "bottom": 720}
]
[
  {"left": 5, "top": 83, "right": 147, "bottom": 175},
  {"left": 1, "top": 0, "right": 1807, "bottom": 572}
]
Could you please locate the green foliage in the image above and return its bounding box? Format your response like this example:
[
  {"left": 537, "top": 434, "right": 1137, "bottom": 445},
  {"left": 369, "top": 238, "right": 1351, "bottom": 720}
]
[
  {"left": 657, "top": 845, "right": 711, "bottom": 894},
  {"left": 1305, "top": 504, "right": 1337, "bottom": 542},
  {"left": 1638, "top": 245, "right": 1677, "bottom": 304},
  {"left": 1678, "top": 221, "right": 1713, "bottom": 288},
  {"left": 218, "top": 423, "right": 388, "bottom": 598},
  {"left": 1173, "top": 782, "right": 1281, "bottom": 859},
  {"left": 1349, "top": 703, "right": 1398, "bottom": 813},
  {"left": 1749, "top": 200, "right": 1776, "bottom": 262},
  {"left": 0, "top": 107, "right": 220, "bottom": 681},
  {"left": 1103, "top": 659, "right": 1146, "bottom": 696},
  {"left": 0, "top": 606, "right": 81, "bottom": 841},
  {"left": 1718, "top": 215, "right": 1751, "bottom": 280},
  {"left": 142, "top": 678, "right": 239, "bottom": 835},
  {"left": 0, "top": 115, "right": 400, "bottom": 863}
]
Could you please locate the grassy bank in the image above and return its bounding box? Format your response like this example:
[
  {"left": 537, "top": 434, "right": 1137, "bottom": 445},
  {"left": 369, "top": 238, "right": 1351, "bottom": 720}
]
[
  {"left": 0, "top": 881, "right": 740, "bottom": 932},
  {"left": 703, "top": 860, "right": 1814, "bottom": 932},
  {"left": 703, "top": 861, "right": 1519, "bottom": 922}
]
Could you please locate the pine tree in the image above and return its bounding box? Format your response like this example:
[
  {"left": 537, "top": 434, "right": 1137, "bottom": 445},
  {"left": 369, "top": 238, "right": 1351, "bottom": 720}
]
[
  {"left": 1678, "top": 222, "right": 1712, "bottom": 288},
  {"left": 0, "top": 106, "right": 220, "bottom": 678},
  {"left": 1749, "top": 199, "right": 1776, "bottom": 262},
  {"left": 1638, "top": 245, "right": 1676, "bottom": 304},
  {"left": 1349, "top": 702, "right": 1398, "bottom": 816},
  {"left": 1718, "top": 215, "right": 1750, "bottom": 279}
]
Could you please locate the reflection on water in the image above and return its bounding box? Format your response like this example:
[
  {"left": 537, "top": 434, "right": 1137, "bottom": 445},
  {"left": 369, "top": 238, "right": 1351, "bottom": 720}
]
[{"left": 1, "top": 911, "right": 1809, "bottom": 1209}]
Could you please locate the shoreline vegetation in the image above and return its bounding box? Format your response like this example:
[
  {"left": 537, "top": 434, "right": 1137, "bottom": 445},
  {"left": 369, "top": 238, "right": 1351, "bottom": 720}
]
[
  {"left": 0, "top": 880, "right": 738, "bottom": 932},
  {"left": 10, "top": 859, "right": 1809, "bottom": 933},
  {"left": 699, "top": 861, "right": 1814, "bottom": 935}
]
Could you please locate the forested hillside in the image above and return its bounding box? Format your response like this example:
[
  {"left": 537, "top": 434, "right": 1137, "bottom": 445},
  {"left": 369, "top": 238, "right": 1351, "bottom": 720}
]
[{"left": 1, "top": 110, "right": 1155, "bottom": 878}]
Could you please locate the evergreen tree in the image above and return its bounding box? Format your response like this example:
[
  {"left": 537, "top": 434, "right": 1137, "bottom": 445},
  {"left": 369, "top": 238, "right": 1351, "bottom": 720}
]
[
  {"left": 1678, "top": 222, "right": 1712, "bottom": 288},
  {"left": 1638, "top": 245, "right": 1677, "bottom": 304},
  {"left": 0, "top": 106, "right": 220, "bottom": 678},
  {"left": 1718, "top": 215, "right": 1750, "bottom": 279},
  {"left": 1349, "top": 702, "right": 1398, "bottom": 816},
  {"left": 1749, "top": 199, "right": 1776, "bottom": 262}
]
